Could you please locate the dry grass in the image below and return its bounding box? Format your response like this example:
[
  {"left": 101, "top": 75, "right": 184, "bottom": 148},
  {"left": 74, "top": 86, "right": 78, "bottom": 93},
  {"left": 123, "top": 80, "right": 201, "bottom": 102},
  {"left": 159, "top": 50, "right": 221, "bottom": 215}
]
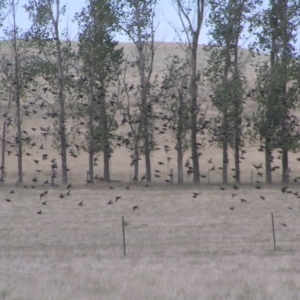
[{"left": 0, "top": 184, "right": 300, "bottom": 299}]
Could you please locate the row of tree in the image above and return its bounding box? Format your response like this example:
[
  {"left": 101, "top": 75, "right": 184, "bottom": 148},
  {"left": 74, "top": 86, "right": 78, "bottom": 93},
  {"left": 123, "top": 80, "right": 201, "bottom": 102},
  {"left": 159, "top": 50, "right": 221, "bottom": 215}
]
[{"left": 0, "top": 0, "right": 300, "bottom": 186}]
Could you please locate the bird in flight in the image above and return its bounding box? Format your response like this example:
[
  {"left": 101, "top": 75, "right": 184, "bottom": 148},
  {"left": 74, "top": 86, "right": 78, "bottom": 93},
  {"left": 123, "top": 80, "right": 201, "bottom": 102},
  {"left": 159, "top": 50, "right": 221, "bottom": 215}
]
[{"left": 133, "top": 205, "right": 139, "bottom": 212}]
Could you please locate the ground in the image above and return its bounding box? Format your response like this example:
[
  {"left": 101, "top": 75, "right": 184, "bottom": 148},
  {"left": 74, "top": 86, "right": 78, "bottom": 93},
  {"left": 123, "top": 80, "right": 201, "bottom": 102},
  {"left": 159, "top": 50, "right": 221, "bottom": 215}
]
[{"left": 0, "top": 184, "right": 299, "bottom": 299}]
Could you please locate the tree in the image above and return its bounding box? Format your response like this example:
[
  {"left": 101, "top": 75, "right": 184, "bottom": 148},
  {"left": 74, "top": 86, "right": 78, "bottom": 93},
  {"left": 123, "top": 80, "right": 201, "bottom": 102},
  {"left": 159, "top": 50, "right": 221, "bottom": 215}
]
[
  {"left": 112, "top": 0, "right": 158, "bottom": 183},
  {"left": 25, "top": 0, "right": 75, "bottom": 184},
  {"left": 172, "top": 0, "right": 206, "bottom": 184},
  {"left": 206, "top": 0, "right": 257, "bottom": 184},
  {"left": 250, "top": 0, "right": 300, "bottom": 183},
  {"left": 160, "top": 55, "right": 191, "bottom": 184},
  {"left": 0, "top": 0, "right": 38, "bottom": 184},
  {"left": 75, "top": 0, "right": 123, "bottom": 183}
]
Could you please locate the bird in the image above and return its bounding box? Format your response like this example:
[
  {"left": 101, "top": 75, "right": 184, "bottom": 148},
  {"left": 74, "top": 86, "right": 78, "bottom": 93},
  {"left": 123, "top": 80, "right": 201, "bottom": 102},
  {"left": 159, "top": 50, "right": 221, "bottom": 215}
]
[
  {"left": 229, "top": 207, "right": 235, "bottom": 210},
  {"left": 125, "top": 185, "right": 130, "bottom": 190},
  {"left": 233, "top": 184, "right": 239, "bottom": 190},
  {"left": 42, "top": 201, "right": 47, "bottom": 205},
  {"left": 241, "top": 198, "right": 247, "bottom": 204},
  {"left": 259, "top": 196, "right": 265, "bottom": 200},
  {"left": 59, "top": 193, "right": 65, "bottom": 198},
  {"left": 281, "top": 187, "right": 288, "bottom": 193},
  {"left": 220, "top": 187, "right": 225, "bottom": 191},
  {"left": 107, "top": 200, "right": 113, "bottom": 205},
  {"left": 37, "top": 210, "right": 42, "bottom": 214},
  {"left": 67, "top": 183, "right": 73, "bottom": 189},
  {"left": 133, "top": 205, "right": 139, "bottom": 212},
  {"left": 280, "top": 223, "right": 287, "bottom": 227},
  {"left": 9, "top": 190, "right": 15, "bottom": 194},
  {"left": 192, "top": 192, "right": 198, "bottom": 198},
  {"left": 66, "top": 190, "right": 71, "bottom": 196},
  {"left": 115, "top": 196, "right": 121, "bottom": 202},
  {"left": 232, "top": 193, "right": 237, "bottom": 198},
  {"left": 5, "top": 199, "right": 11, "bottom": 202},
  {"left": 78, "top": 201, "right": 84, "bottom": 206},
  {"left": 253, "top": 163, "right": 262, "bottom": 170}
]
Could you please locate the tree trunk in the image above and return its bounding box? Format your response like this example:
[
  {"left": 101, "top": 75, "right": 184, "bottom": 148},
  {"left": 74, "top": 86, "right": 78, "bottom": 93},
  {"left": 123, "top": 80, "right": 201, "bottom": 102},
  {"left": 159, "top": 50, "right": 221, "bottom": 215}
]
[
  {"left": 134, "top": 135, "right": 139, "bottom": 182},
  {"left": 12, "top": 1, "right": 23, "bottom": 185},
  {"left": 222, "top": 114, "right": 228, "bottom": 184},
  {"left": 265, "top": 139, "right": 272, "bottom": 184},
  {"left": 103, "top": 148, "right": 110, "bottom": 182},
  {"left": 100, "top": 92, "right": 110, "bottom": 182},
  {"left": 88, "top": 77, "right": 95, "bottom": 184},
  {"left": 191, "top": 46, "right": 200, "bottom": 184},
  {"left": 0, "top": 120, "right": 7, "bottom": 183},
  {"left": 280, "top": 0, "right": 289, "bottom": 184},
  {"left": 234, "top": 126, "right": 241, "bottom": 183},
  {"left": 177, "top": 88, "right": 184, "bottom": 184},
  {"left": 282, "top": 149, "right": 288, "bottom": 183}
]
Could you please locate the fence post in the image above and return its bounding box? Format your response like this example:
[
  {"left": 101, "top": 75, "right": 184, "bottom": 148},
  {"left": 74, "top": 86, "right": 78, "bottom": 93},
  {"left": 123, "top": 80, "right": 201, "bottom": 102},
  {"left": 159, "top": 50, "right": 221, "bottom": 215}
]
[
  {"left": 122, "top": 216, "right": 126, "bottom": 255},
  {"left": 271, "top": 212, "right": 276, "bottom": 251}
]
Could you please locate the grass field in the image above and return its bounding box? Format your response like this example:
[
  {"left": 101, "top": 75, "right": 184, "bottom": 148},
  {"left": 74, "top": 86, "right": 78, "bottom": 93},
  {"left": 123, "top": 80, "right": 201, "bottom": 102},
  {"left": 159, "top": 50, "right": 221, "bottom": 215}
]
[{"left": 0, "top": 184, "right": 300, "bottom": 299}]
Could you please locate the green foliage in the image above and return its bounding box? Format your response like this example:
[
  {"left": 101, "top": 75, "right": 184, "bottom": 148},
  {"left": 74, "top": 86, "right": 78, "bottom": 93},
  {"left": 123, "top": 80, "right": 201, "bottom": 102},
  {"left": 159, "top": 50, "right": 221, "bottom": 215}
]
[
  {"left": 160, "top": 54, "right": 191, "bottom": 152},
  {"left": 250, "top": 0, "right": 300, "bottom": 153},
  {"left": 74, "top": 0, "right": 124, "bottom": 157}
]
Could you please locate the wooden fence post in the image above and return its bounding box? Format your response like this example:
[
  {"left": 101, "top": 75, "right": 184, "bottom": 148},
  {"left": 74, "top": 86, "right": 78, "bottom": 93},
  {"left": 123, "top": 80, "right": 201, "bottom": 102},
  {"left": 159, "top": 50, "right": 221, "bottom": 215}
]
[
  {"left": 122, "top": 216, "right": 126, "bottom": 255},
  {"left": 271, "top": 212, "right": 276, "bottom": 251}
]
